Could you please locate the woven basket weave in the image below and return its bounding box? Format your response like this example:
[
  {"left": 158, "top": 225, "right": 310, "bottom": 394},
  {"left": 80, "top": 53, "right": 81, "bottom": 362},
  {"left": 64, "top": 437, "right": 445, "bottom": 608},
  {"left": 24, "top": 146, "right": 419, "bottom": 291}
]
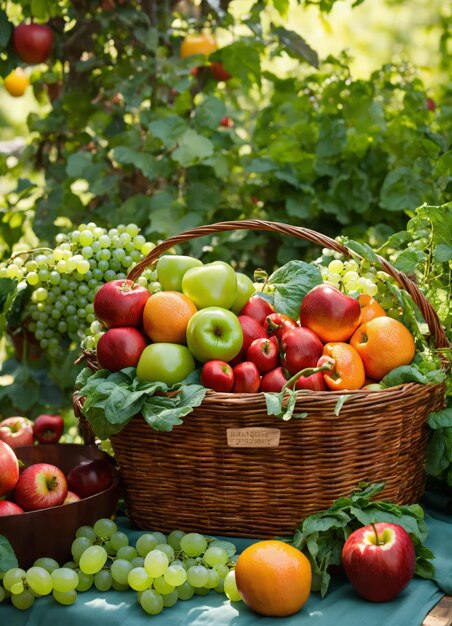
[{"left": 74, "top": 220, "right": 448, "bottom": 538}]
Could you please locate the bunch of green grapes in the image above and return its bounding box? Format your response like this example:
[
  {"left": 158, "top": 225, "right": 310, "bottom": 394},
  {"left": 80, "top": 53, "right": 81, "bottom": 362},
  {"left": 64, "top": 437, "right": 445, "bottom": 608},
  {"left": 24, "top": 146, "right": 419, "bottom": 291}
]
[
  {"left": 0, "top": 223, "right": 158, "bottom": 358},
  {"left": 0, "top": 518, "right": 242, "bottom": 613}
]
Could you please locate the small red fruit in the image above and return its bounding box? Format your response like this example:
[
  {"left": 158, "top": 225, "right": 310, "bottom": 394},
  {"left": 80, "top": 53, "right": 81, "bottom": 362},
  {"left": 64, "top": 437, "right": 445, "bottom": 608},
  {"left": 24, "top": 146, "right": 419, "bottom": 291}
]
[
  {"left": 240, "top": 296, "right": 275, "bottom": 325},
  {"left": 13, "top": 23, "right": 54, "bottom": 64},
  {"left": 259, "top": 367, "right": 288, "bottom": 392},
  {"left": 280, "top": 327, "right": 324, "bottom": 375},
  {"left": 246, "top": 337, "right": 279, "bottom": 374},
  {"left": 210, "top": 61, "right": 232, "bottom": 81},
  {"left": 201, "top": 360, "right": 234, "bottom": 392},
  {"left": 63, "top": 491, "right": 81, "bottom": 504},
  {"left": 263, "top": 313, "right": 298, "bottom": 341},
  {"left": 219, "top": 116, "right": 234, "bottom": 128},
  {"left": 93, "top": 279, "right": 151, "bottom": 328},
  {"left": 67, "top": 459, "right": 114, "bottom": 498},
  {"left": 96, "top": 327, "right": 147, "bottom": 372},
  {"left": 295, "top": 371, "right": 326, "bottom": 391},
  {"left": 33, "top": 414, "right": 64, "bottom": 444},
  {"left": 0, "top": 416, "right": 34, "bottom": 449},
  {"left": 232, "top": 361, "right": 260, "bottom": 393},
  {"left": 0, "top": 500, "right": 24, "bottom": 516},
  {"left": 14, "top": 463, "right": 68, "bottom": 511},
  {"left": 0, "top": 441, "right": 20, "bottom": 496}
]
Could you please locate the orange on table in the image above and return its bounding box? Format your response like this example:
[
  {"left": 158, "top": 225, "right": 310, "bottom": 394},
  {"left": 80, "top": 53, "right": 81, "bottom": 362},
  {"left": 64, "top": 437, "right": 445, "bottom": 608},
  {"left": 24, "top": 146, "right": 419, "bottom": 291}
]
[
  {"left": 142, "top": 291, "right": 197, "bottom": 345},
  {"left": 234, "top": 540, "right": 311, "bottom": 617},
  {"left": 358, "top": 294, "right": 387, "bottom": 324},
  {"left": 321, "top": 342, "right": 366, "bottom": 390},
  {"left": 350, "top": 316, "right": 416, "bottom": 380}
]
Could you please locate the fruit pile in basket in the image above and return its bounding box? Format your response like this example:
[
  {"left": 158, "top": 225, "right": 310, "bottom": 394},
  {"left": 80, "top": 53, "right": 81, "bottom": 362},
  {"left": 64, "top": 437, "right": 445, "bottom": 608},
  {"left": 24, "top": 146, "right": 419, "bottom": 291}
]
[{"left": 90, "top": 253, "right": 417, "bottom": 395}]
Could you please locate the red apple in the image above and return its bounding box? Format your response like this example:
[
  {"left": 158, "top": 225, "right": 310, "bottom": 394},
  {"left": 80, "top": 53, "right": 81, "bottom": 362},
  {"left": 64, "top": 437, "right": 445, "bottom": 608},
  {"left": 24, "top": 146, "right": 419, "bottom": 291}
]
[
  {"left": 63, "top": 490, "right": 81, "bottom": 504},
  {"left": 280, "top": 327, "right": 324, "bottom": 375},
  {"left": 0, "top": 416, "right": 34, "bottom": 448},
  {"left": 263, "top": 313, "right": 298, "bottom": 341},
  {"left": 0, "top": 441, "right": 20, "bottom": 496},
  {"left": 210, "top": 61, "right": 232, "bottom": 81},
  {"left": 13, "top": 23, "right": 54, "bottom": 64},
  {"left": 295, "top": 371, "right": 326, "bottom": 391},
  {"left": 33, "top": 414, "right": 64, "bottom": 444},
  {"left": 0, "top": 500, "right": 24, "bottom": 516},
  {"left": 219, "top": 116, "right": 234, "bottom": 128},
  {"left": 96, "top": 327, "right": 147, "bottom": 372},
  {"left": 201, "top": 360, "right": 234, "bottom": 392},
  {"left": 232, "top": 361, "right": 260, "bottom": 393},
  {"left": 230, "top": 315, "right": 268, "bottom": 365},
  {"left": 426, "top": 97, "right": 436, "bottom": 112},
  {"left": 246, "top": 336, "right": 279, "bottom": 374},
  {"left": 93, "top": 279, "right": 151, "bottom": 328},
  {"left": 14, "top": 463, "right": 68, "bottom": 511},
  {"left": 239, "top": 296, "right": 275, "bottom": 325},
  {"left": 67, "top": 458, "right": 114, "bottom": 498},
  {"left": 341, "top": 522, "right": 416, "bottom": 602},
  {"left": 299, "top": 284, "right": 361, "bottom": 342},
  {"left": 259, "top": 367, "right": 288, "bottom": 392}
]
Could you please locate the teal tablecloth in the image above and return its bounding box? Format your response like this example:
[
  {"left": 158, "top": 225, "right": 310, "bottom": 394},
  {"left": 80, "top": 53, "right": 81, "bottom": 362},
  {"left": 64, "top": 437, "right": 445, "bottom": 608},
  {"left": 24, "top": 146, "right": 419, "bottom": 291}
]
[{"left": 2, "top": 505, "right": 452, "bottom": 626}]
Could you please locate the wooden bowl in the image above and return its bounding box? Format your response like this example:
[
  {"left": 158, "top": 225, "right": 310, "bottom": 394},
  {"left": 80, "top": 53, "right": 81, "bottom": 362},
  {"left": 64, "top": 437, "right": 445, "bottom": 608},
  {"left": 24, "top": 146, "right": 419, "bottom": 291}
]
[{"left": 0, "top": 444, "right": 121, "bottom": 568}]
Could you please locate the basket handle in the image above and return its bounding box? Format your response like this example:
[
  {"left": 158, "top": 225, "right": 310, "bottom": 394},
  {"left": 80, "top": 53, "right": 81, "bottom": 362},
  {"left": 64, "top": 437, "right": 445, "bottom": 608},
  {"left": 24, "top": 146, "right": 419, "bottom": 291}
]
[{"left": 127, "top": 219, "right": 449, "bottom": 350}]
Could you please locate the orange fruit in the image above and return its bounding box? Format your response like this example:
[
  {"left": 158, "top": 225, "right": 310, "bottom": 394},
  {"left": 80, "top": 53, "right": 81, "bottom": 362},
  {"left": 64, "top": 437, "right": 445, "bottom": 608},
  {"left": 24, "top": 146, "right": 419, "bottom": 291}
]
[
  {"left": 142, "top": 291, "right": 197, "bottom": 344},
  {"left": 180, "top": 33, "right": 217, "bottom": 59},
  {"left": 321, "top": 342, "right": 366, "bottom": 390},
  {"left": 4, "top": 68, "right": 29, "bottom": 97},
  {"left": 234, "top": 540, "right": 311, "bottom": 617},
  {"left": 350, "top": 316, "right": 416, "bottom": 380},
  {"left": 358, "top": 294, "right": 387, "bottom": 324}
]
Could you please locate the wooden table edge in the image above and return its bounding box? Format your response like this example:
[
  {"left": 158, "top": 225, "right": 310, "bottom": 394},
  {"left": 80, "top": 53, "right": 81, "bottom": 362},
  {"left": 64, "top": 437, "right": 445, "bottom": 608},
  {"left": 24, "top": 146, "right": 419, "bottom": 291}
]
[{"left": 423, "top": 595, "right": 452, "bottom": 626}]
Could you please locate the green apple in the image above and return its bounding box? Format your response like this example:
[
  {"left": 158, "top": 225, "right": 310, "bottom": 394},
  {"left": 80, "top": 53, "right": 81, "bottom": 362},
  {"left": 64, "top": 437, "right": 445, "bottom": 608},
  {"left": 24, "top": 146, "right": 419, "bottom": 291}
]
[
  {"left": 156, "top": 255, "right": 203, "bottom": 292},
  {"left": 182, "top": 261, "right": 237, "bottom": 309},
  {"left": 136, "top": 343, "right": 195, "bottom": 387},
  {"left": 230, "top": 272, "right": 255, "bottom": 314},
  {"left": 186, "top": 307, "right": 243, "bottom": 362}
]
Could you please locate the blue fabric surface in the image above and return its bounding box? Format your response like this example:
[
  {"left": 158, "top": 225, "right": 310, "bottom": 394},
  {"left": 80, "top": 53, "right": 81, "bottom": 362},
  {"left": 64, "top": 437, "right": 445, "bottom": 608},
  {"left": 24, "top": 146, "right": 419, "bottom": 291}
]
[{"left": 2, "top": 507, "right": 451, "bottom": 626}]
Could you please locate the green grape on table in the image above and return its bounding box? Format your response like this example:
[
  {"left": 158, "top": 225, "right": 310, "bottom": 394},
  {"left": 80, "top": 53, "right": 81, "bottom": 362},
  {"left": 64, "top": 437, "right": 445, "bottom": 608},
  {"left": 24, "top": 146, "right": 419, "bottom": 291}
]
[
  {"left": 51, "top": 568, "right": 79, "bottom": 593},
  {"left": 127, "top": 567, "right": 152, "bottom": 592},
  {"left": 144, "top": 549, "right": 169, "bottom": 578},
  {"left": 25, "top": 566, "right": 53, "bottom": 596},
  {"left": 75, "top": 569, "right": 94, "bottom": 592},
  {"left": 93, "top": 517, "right": 117, "bottom": 539},
  {"left": 116, "top": 545, "right": 138, "bottom": 561},
  {"left": 164, "top": 564, "right": 187, "bottom": 587},
  {"left": 167, "top": 529, "right": 185, "bottom": 551},
  {"left": 139, "top": 588, "right": 164, "bottom": 615},
  {"left": 3, "top": 568, "right": 26, "bottom": 593},
  {"left": 135, "top": 533, "right": 159, "bottom": 557},
  {"left": 203, "top": 546, "right": 229, "bottom": 567},
  {"left": 11, "top": 589, "right": 35, "bottom": 610},
  {"left": 78, "top": 545, "right": 108, "bottom": 575},
  {"left": 0, "top": 585, "right": 6, "bottom": 602},
  {"left": 110, "top": 559, "right": 132, "bottom": 586},
  {"left": 71, "top": 536, "right": 93, "bottom": 562},
  {"left": 53, "top": 589, "right": 78, "bottom": 605},
  {"left": 153, "top": 576, "right": 175, "bottom": 595},
  {"left": 33, "top": 557, "right": 59, "bottom": 574},
  {"left": 223, "top": 570, "right": 242, "bottom": 602},
  {"left": 180, "top": 533, "right": 207, "bottom": 557},
  {"left": 186, "top": 565, "right": 209, "bottom": 588},
  {"left": 177, "top": 581, "right": 195, "bottom": 600},
  {"left": 93, "top": 570, "right": 113, "bottom": 592}
]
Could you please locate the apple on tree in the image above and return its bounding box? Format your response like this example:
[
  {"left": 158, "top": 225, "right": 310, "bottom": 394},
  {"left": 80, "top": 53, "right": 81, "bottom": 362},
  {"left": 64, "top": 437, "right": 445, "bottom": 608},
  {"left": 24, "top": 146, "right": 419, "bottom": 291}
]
[
  {"left": 93, "top": 279, "right": 151, "bottom": 328},
  {"left": 14, "top": 463, "right": 68, "bottom": 511},
  {"left": 0, "top": 441, "right": 20, "bottom": 496},
  {"left": 13, "top": 23, "right": 54, "bottom": 64},
  {"left": 0, "top": 416, "right": 34, "bottom": 448},
  {"left": 341, "top": 522, "right": 416, "bottom": 602}
]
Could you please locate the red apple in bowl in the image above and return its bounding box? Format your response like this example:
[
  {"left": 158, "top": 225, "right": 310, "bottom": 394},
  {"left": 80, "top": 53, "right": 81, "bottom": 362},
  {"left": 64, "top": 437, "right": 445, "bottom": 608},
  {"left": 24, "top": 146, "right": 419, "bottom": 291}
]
[
  {"left": 63, "top": 491, "right": 81, "bottom": 504},
  {"left": 67, "top": 458, "right": 114, "bottom": 498},
  {"left": 14, "top": 463, "right": 68, "bottom": 511},
  {"left": 201, "top": 360, "right": 234, "bottom": 393},
  {"left": 0, "top": 500, "right": 24, "bottom": 516},
  {"left": 299, "top": 284, "right": 361, "bottom": 342},
  {"left": 93, "top": 279, "right": 151, "bottom": 328},
  {"left": 0, "top": 416, "right": 34, "bottom": 448},
  {"left": 0, "top": 441, "right": 20, "bottom": 496},
  {"left": 33, "top": 414, "right": 64, "bottom": 444},
  {"left": 341, "top": 522, "right": 416, "bottom": 602},
  {"left": 13, "top": 23, "right": 54, "bottom": 64},
  {"left": 96, "top": 327, "right": 147, "bottom": 372}
]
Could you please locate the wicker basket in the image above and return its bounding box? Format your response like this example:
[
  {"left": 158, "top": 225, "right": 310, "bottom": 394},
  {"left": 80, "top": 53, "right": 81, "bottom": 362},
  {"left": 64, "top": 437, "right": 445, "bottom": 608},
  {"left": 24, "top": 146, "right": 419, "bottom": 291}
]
[{"left": 74, "top": 220, "right": 449, "bottom": 538}]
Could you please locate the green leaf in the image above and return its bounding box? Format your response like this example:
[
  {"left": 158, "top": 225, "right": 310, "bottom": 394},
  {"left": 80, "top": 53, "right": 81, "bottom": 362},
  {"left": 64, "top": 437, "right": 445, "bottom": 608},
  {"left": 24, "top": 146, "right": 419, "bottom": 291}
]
[
  {"left": 334, "top": 395, "right": 351, "bottom": 416},
  {"left": 113, "top": 147, "right": 157, "bottom": 180},
  {"left": 393, "top": 249, "right": 425, "bottom": 273},
  {"left": 135, "top": 27, "right": 158, "bottom": 52},
  {"left": 66, "top": 152, "right": 93, "bottom": 178},
  {"left": 141, "top": 396, "right": 185, "bottom": 432},
  {"left": 264, "top": 391, "right": 284, "bottom": 417},
  {"left": 273, "top": 0, "right": 290, "bottom": 17},
  {"left": 380, "top": 167, "right": 431, "bottom": 212},
  {"left": 172, "top": 130, "right": 214, "bottom": 166},
  {"left": 433, "top": 243, "right": 452, "bottom": 263},
  {"left": 427, "top": 408, "right": 452, "bottom": 430},
  {"left": 0, "top": 9, "right": 12, "bottom": 51},
  {"left": 272, "top": 26, "right": 319, "bottom": 68},
  {"left": 195, "top": 97, "right": 226, "bottom": 130},
  {"left": 104, "top": 388, "right": 147, "bottom": 424},
  {"left": 426, "top": 430, "right": 450, "bottom": 476},
  {"left": 217, "top": 41, "right": 261, "bottom": 85},
  {"left": 267, "top": 260, "right": 323, "bottom": 319},
  {"left": 177, "top": 384, "right": 207, "bottom": 410},
  {"left": 341, "top": 238, "right": 380, "bottom": 264},
  {"left": 148, "top": 116, "right": 187, "bottom": 147},
  {"left": 381, "top": 364, "right": 445, "bottom": 387},
  {"left": 0, "top": 535, "right": 18, "bottom": 574}
]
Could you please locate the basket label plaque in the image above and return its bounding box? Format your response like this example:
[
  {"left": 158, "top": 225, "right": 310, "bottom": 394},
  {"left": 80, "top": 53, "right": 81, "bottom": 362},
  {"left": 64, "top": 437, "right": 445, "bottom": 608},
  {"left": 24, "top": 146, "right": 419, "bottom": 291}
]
[{"left": 227, "top": 427, "right": 281, "bottom": 448}]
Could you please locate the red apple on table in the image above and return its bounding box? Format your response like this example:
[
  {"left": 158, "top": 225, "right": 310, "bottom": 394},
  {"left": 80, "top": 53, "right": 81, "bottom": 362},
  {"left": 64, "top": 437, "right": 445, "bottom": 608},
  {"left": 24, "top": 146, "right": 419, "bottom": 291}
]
[
  {"left": 232, "top": 361, "right": 260, "bottom": 393},
  {"left": 263, "top": 313, "right": 298, "bottom": 341},
  {"left": 63, "top": 490, "right": 81, "bottom": 504},
  {"left": 13, "top": 23, "right": 54, "bottom": 64},
  {"left": 239, "top": 295, "right": 275, "bottom": 325},
  {"left": 280, "top": 327, "right": 324, "bottom": 375},
  {"left": 300, "top": 284, "right": 361, "bottom": 343},
  {"left": 201, "top": 360, "right": 234, "bottom": 392},
  {"left": 0, "top": 441, "right": 20, "bottom": 496},
  {"left": 14, "top": 463, "right": 68, "bottom": 511},
  {"left": 341, "top": 522, "right": 416, "bottom": 602},
  {"left": 93, "top": 279, "right": 151, "bottom": 328},
  {"left": 96, "top": 327, "right": 147, "bottom": 372},
  {"left": 0, "top": 500, "right": 24, "bottom": 516},
  {"left": 246, "top": 336, "right": 279, "bottom": 374},
  {"left": 33, "top": 414, "right": 64, "bottom": 444},
  {"left": 67, "top": 458, "right": 114, "bottom": 498},
  {"left": 0, "top": 416, "right": 34, "bottom": 449},
  {"left": 259, "top": 367, "right": 288, "bottom": 392}
]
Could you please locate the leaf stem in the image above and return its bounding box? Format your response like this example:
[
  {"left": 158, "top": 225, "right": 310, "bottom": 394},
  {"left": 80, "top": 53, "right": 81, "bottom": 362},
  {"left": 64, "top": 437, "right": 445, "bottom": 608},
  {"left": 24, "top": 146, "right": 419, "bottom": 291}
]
[{"left": 282, "top": 361, "right": 334, "bottom": 394}]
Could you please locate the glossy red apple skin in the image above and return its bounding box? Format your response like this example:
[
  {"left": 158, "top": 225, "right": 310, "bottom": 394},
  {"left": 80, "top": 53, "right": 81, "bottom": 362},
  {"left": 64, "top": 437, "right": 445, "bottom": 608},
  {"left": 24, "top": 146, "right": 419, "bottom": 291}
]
[
  {"left": 14, "top": 463, "right": 68, "bottom": 511},
  {"left": 93, "top": 279, "right": 151, "bottom": 328},
  {"left": 246, "top": 336, "right": 279, "bottom": 374},
  {"left": 263, "top": 313, "right": 298, "bottom": 341},
  {"left": 0, "top": 441, "right": 20, "bottom": 496},
  {"left": 0, "top": 500, "right": 24, "bottom": 516},
  {"left": 300, "top": 284, "right": 361, "bottom": 342},
  {"left": 33, "top": 414, "right": 64, "bottom": 444},
  {"left": 0, "top": 416, "right": 34, "bottom": 449},
  {"left": 295, "top": 371, "right": 326, "bottom": 391},
  {"left": 280, "top": 327, "right": 324, "bottom": 375},
  {"left": 13, "top": 23, "right": 54, "bottom": 64},
  {"left": 232, "top": 361, "right": 260, "bottom": 393},
  {"left": 239, "top": 296, "right": 275, "bottom": 325},
  {"left": 230, "top": 315, "right": 268, "bottom": 365},
  {"left": 201, "top": 360, "right": 234, "bottom": 392},
  {"left": 96, "top": 327, "right": 147, "bottom": 372},
  {"left": 341, "top": 522, "right": 416, "bottom": 602},
  {"left": 259, "top": 367, "right": 288, "bottom": 392},
  {"left": 67, "top": 459, "right": 114, "bottom": 498}
]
